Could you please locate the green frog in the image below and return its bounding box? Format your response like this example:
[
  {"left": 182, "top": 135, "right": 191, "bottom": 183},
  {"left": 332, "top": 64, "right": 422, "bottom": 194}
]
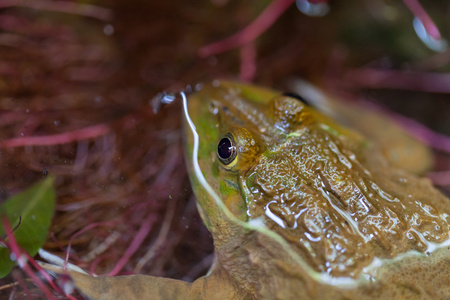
[{"left": 42, "top": 81, "right": 450, "bottom": 299}]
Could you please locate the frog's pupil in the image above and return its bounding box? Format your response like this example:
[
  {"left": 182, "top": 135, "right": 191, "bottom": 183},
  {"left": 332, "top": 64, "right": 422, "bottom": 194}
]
[
  {"left": 282, "top": 92, "right": 309, "bottom": 106},
  {"left": 217, "top": 136, "right": 236, "bottom": 165},
  {"left": 218, "top": 138, "right": 232, "bottom": 158}
]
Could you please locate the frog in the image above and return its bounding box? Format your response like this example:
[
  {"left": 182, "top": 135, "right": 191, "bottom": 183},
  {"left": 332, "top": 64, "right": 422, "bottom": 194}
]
[{"left": 41, "top": 81, "right": 450, "bottom": 299}]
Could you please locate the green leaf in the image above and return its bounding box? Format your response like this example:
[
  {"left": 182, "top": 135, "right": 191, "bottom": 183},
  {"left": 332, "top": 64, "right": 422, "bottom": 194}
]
[{"left": 0, "top": 177, "right": 56, "bottom": 278}]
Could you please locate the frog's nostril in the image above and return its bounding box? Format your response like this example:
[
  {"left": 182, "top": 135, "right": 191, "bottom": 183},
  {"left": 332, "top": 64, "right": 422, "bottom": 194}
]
[{"left": 282, "top": 92, "right": 309, "bottom": 106}]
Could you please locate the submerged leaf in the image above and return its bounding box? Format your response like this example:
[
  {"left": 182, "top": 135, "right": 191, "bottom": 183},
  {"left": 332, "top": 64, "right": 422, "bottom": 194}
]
[{"left": 0, "top": 177, "right": 56, "bottom": 278}]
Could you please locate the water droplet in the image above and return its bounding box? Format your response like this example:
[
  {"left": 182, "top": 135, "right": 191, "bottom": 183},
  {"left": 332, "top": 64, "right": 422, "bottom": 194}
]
[
  {"left": 296, "top": 0, "right": 329, "bottom": 17},
  {"left": 195, "top": 83, "right": 204, "bottom": 91},
  {"left": 17, "top": 254, "right": 26, "bottom": 267},
  {"left": 103, "top": 24, "right": 114, "bottom": 36},
  {"left": 10, "top": 253, "right": 17, "bottom": 261},
  {"left": 264, "top": 201, "right": 286, "bottom": 228},
  {"left": 60, "top": 277, "right": 75, "bottom": 295},
  {"left": 413, "top": 18, "right": 447, "bottom": 52},
  {"left": 54, "top": 120, "right": 60, "bottom": 126},
  {"left": 208, "top": 102, "right": 219, "bottom": 115},
  {"left": 212, "top": 79, "right": 221, "bottom": 87},
  {"left": 248, "top": 217, "right": 266, "bottom": 228},
  {"left": 161, "top": 94, "right": 176, "bottom": 104},
  {"left": 304, "top": 231, "right": 321, "bottom": 242},
  {"left": 20, "top": 133, "right": 24, "bottom": 136}
]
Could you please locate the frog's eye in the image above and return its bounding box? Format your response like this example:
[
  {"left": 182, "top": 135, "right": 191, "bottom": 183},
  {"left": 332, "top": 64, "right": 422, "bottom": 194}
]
[
  {"left": 282, "top": 92, "right": 309, "bottom": 106},
  {"left": 217, "top": 133, "right": 237, "bottom": 165}
]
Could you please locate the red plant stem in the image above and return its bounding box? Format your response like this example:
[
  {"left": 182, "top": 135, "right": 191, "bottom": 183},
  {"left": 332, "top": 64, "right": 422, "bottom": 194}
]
[
  {"left": 29, "top": 252, "right": 79, "bottom": 299},
  {"left": 1, "top": 217, "right": 56, "bottom": 300},
  {"left": 403, "top": 0, "right": 441, "bottom": 40},
  {"left": 23, "top": 252, "right": 61, "bottom": 293},
  {"left": 49, "top": 232, "right": 68, "bottom": 254},
  {"left": 64, "top": 221, "right": 117, "bottom": 269},
  {"left": 427, "top": 170, "right": 450, "bottom": 186},
  {"left": 329, "top": 89, "right": 450, "bottom": 154},
  {"left": 239, "top": 42, "right": 257, "bottom": 82},
  {"left": 0, "top": 0, "right": 113, "bottom": 21},
  {"left": 198, "top": 0, "right": 295, "bottom": 57},
  {"left": 344, "top": 69, "right": 450, "bottom": 94},
  {"left": 0, "top": 123, "right": 110, "bottom": 148},
  {"left": 107, "top": 214, "right": 155, "bottom": 276},
  {"left": 0, "top": 111, "right": 26, "bottom": 127},
  {"left": 0, "top": 111, "right": 144, "bottom": 148},
  {"left": 392, "top": 113, "right": 450, "bottom": 154},
  {"left": 89, "top": 256, "right": 105, "bottom": 275}
]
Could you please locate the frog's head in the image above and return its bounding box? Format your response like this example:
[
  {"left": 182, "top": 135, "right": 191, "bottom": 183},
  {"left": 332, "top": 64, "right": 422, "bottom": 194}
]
[
  {"left": 184, "top": 80, "right": 450, "bottom": 279},
  {"left": 183, "top": 80, "right": 361, "bottom": 244}
]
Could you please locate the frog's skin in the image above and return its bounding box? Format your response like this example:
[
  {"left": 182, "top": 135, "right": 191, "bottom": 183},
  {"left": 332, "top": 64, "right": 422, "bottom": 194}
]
[{"left": 42, "top": 81, "right": 450, "bottom": 299}]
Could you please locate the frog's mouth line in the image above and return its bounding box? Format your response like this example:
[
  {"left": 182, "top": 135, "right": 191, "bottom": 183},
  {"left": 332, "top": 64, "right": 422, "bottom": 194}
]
[{"left": 181, "top": 91, "right": 450, "bottom": 288}]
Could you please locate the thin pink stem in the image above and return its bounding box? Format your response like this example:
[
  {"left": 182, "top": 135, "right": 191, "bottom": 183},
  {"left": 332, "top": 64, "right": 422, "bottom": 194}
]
[
  {"left": 327, "top": 89, "right": 450, "bottom": 154},
  {"left": 89, "top": 256, "right": 105, "bottom": 275},
  {"left": 107, "top": 214, "right": 155, "bottom": 276},
  {"left": 1, "top": 217, "right": 56, "bottom": 300},
  {"left": 0, "top": 0, "right": 113, "bottom": 21},
  {"left": 24, "top": 252, "right": 61, "bottom": 292},
  {"left": 239, "top": 42, "right": 257, "bottom": 82},
  {"left": 427, "top": 170, "right": 450, "bottom": 186},
  {"left": 24, "top": 251, "right": 78, "bottom": 299},
  {"left": 198, "top": 0, "right": 295, "bottom": 57},
  {"left": 64, "top": 221, "right": 117, "bottom": 269},
  {"left": 403, "top": 0, "right": 441, "bottom": 40},
  {"left": 0, "top": 123, "right": 110, "bottom": 148},
  {"left": 344, "top": 69, "right": 450, "bottom": 93},
  {"left": 391, "top": 113, "right": 450, "bottom": 154}
]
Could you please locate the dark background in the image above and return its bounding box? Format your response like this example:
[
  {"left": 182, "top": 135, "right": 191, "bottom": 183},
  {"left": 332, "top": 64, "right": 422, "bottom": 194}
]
[{"left": 0, "top": 0, "right": 449, "bottom": 298}]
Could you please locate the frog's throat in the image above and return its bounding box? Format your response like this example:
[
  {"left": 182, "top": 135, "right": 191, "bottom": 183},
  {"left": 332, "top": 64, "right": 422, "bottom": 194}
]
[{"left": 183, "top": 91, "right": 359, "bottom": 287}]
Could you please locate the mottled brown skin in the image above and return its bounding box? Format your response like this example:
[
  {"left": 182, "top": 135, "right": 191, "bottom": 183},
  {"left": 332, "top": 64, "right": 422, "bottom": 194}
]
[
  {"left": 240, "top": 96, "right": 448, "bottom": 277},
  {"left": 185, "top": 81, "right": 450, "bottom": 299},
  {"left": 43, "top": 81, "right": 450, "bottom": 299}
]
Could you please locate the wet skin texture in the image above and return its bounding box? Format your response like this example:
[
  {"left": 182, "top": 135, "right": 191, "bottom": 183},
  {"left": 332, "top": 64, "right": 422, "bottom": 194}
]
[{"left": 185, "top": 81, "right": 450, "bottom": 299}]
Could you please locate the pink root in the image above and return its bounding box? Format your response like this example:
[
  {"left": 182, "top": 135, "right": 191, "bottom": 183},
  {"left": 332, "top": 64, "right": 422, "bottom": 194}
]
[{"left": 198, "top": 0, "right": 295, "bottom": 58}]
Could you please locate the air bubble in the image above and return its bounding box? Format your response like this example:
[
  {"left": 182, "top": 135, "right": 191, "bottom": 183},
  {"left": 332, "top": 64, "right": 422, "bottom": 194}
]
[
  {"left": 103, "top": 24, "right": 114, "bottom": 36},
  {"left": 296, "top": 0, "right": 329, "bottom": 17},
  {"left": 413, "top": 18, "right": 447, "bottom": 52}
]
